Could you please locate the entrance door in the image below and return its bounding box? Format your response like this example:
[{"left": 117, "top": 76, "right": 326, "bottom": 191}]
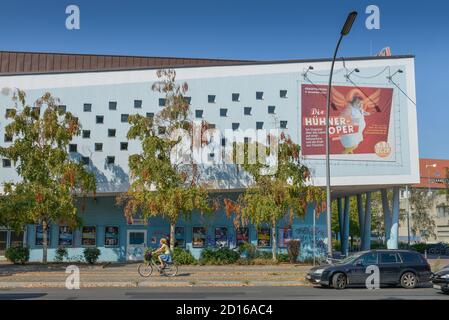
[
  {"left": 0, "top": 231, "right": 7, "bottom": 257},
  {"left": 126, "top": 230, "right": 147, "bottom": 261}
]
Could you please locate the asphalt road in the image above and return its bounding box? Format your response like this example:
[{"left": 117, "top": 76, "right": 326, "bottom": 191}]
[{"left": 0, "top": 286, "right": 448, "bottom": 300}]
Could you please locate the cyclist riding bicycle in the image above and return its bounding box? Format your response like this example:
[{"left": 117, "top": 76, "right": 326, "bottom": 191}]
[{"left": 154, "top": 238, "right": 172, "bottom": 269}]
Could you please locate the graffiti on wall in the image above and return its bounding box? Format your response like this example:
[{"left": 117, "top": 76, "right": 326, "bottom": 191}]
[{"left": 293, "top": 226, "right": 327, "bottom": 259}]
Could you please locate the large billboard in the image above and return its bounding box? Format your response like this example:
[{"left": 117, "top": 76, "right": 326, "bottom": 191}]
[{"left": 301, "top": 84, "right": 394, "bottom": 159}]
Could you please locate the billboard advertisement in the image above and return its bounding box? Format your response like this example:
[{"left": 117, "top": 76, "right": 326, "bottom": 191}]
[{"left": 301, "top": 84, "right": 394, "bottom": 159}]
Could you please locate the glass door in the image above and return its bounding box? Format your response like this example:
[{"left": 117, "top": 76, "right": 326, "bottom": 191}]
[
  {"left": 126, "top": 230, "right": 147, "bottom": 261},
  {"left": 0, "top": 231, "right": 7, "bottom": 257}
]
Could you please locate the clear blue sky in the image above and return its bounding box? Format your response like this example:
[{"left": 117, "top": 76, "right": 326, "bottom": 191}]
[{"left": 0, "top": 0, "right": 448, "bottom": 159}]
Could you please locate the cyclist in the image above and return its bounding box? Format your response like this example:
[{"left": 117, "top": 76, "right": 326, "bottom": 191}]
[{"left": 154, "top": 238, "right": 172, "bottom": 269}]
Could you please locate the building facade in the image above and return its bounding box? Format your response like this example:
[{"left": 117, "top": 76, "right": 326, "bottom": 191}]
[
  {"left": 399, "top": 158, "right": 449, "bottom": 243},
  {"left": 0, "top": 51, "right": 419, "bottom": 262}
]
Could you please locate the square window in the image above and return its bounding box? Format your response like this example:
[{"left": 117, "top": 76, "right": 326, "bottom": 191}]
[
  {"left": 256, "top": 91, "right": 264, "bottom": 100},
  {"left": 280, "top": 121, "right": 288, "bottom": 129},
  {"left": 58, "top": 105, "right": 67, "bottom": 113},
  {"left": 96, "top": 115, "right": 104, "bottom": 124},
  {"left": 134, "top": 100, "right": 142, "bottom": 109},
  {"left": 232, "top": 93, "right": 240, "bottom": 102},
  {"left": 221, "top": 138, "right": 226, "bottom": 146},
  {"left": 2, "top": 159, "right": 11, "bottom": 168},
  {"left": 256, "top": 121, "right": 264, "bottom": 130},
  {"left": 207, "top": 123, "right": 216, "bottom": 129},
  {"left": 244, "top": 107, "right": 252, "bottom": 115},
  {"left": 158, "top": 126, "right": 166, "bottom": 135},
  {"left": 5, "top": 108, "right": 14, "bottom": 118},
  {"left": 220, "top": 108, "right": 228, "bottom": 117},
  {"left": 95, "top": 143, "right": 103, "bottom": 151},
  {"left": 58, "top": 226, "right": 73, "bottom": 246},
  {"left": 35, "top": 225, "right": 51, "bottom": 246},
  {"left": 4, "top": 134, "right": 12, "bottom": 143},
  {"left": 158, "top": 98, "right": 166, "bottom": 107},
  {"left": 232, "top": 123, "right": 240, "bottom": 131},
  {"left": 244, "top": 137, "right": 250, "bottom": 144},
  {"left": 106, "top": 156, "right": 115, "bottom": 165},
  {"left": 69, "top": 144, "right": 77, "bottom": 153},
  {"left": 280, "top": 90, "right": 288, "bottom": 98},
  {"left": 146, "top": 112, "right": 154, "bottom": 118},
  {"left": 208, "top": 95, "right": 216, "bottom": 103},
  {"left": 121, "top": 114, "right": 129, "bottom": 123},
  {"left": 109, "top": 101, "right": 117, "bottom": 110},
  {"left": 120, "top": 142, "right": 128, "bottom": 150},
  {"left": 108, "top": 129, "right": 116, "bottom": 137},
  {"left": 184, "top": 96, "right": 192, "bottom": 104},
  {"left": 81, "top": 156, "right": 90, "bottom": 165},
  {"left": 83, "top": 103, "right": 92, "bottom": 112},
  {"left": 268, "top": 106, "right": 276, "bottom": 114},
  {"left": 195, "top": 110, "right": 203, "bottom": 118},
  {"left": 82, "top": 130, "right": 91, "bottom": 139},
  {"left": 32, "top": 107, "right": 41, "bottom": 115}
]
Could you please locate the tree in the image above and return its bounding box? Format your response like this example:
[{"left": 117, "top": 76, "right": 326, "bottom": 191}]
[
  {"left": 407, "top": 188, "right": 436, "bottom": 241},
  {"left": 117, "top": 70, "right": 212, "bottom": 251},
  {"left": 224, "top": 134, "right": 325, "bottom": 261},
  {"left": 0, "top": 90, "right": 96, "bottom": 263}
]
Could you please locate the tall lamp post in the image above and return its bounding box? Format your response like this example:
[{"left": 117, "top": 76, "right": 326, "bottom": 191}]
[{"left": 325, "top": 11, "right": 357, "bottom": 258}]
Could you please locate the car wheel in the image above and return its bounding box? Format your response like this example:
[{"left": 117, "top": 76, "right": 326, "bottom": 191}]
[
  {"left": 332, "top": 272, "right": 347, "bottom": 290},
  {"left": 400, "top": 272, "right": 417, "bottom": 289}
]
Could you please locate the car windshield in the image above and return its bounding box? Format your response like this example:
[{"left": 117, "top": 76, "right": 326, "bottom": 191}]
[{"left": 338, "top": 252, "right": 364, "bottom": 264}]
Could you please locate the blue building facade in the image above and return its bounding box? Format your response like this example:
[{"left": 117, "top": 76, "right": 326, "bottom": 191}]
[{"left": 0, "top": 52, "right": 419, "bottom": 262}]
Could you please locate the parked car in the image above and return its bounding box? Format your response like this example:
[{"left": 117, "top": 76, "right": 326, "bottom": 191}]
[
  {"left": 306, "top": 249, "right": 431, "bottom": 289},
  {"left": 431, "top": 265, "right": 449, "bottom": 294}
]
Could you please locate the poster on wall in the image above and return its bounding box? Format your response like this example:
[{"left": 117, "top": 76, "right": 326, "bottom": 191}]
[
  {"left": 236, "top": 227, "right": 249, "bottom": 246},
  {"left": 35, "top": 225, "right": 51, "bottom": 246},
  {"left": 301, "top": 84, "right": 394, "bottom": 158},
  {"left": 278, "top": 227, "right": 292, "bottom": 247},
  {"left": 82, "top": 226, "right": 96, "bottom": 246},
  {"left": 58, "top": 226, "right": 73, "bottom": 246},
  {"left": 175, "top": 227, "right": 185, "bottom": 248},
  {"left": 215, "top": 227, "right": 228, "bottom": 247},
  {"left": 192, "top": 227, "right": 207, "bottom": 248},
  {"left": 105, "top": 226, "right": 119, "bottom": 246},
  {"left": 257, "top": 228, "right": 271, "bottom": 247}
]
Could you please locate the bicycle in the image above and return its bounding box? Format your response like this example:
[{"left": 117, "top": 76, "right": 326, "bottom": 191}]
[{"left": 138, "top": 251, "right": 178, "bottom": 277}]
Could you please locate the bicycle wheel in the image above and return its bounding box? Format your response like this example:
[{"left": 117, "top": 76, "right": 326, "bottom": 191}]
[
  {"left": 138, "top": 263, "right": 153, "bottom": 277},
  {"left": 163, "top": 263, "right": 178, "bottom": 277}
]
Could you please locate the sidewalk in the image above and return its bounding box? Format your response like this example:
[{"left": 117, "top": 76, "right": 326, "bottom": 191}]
[{"left": 0, "top": 262, "right": 312, "bottom": 288}]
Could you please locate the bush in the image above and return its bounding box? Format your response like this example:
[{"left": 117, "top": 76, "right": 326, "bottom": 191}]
[
  {"left": 83, "top": 247, "right": 101, "bottom": 264},
  {"left": 277, "top": 253, "right": 290, "bottom": 263},
  {"left": 55, "top": 247, "right": 68, "bottom": 262},
  {"left": 173, "top": 248, "right": 196, "bottom": 265},
  {"left": 200, "top": 247, "right": 240, "bottom": 265},
  {"left": 237, "top": 242, "right": 257, "bottom": 259},
  {"left": 5, "top": 246, "right": 29, "bottom": 265},
  {"left": 287, "top": 240, "right": 300, "bottom": 263},
  {"left": 410, "top": 243, "right": 429, "bottom": 253}
]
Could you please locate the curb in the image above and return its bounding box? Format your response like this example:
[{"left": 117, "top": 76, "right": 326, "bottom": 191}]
[{"left": 0, "top": 279, "right": 309, "bottom": 289}]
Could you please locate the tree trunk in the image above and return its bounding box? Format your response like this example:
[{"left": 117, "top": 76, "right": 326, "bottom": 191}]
[
  {"left": 170, "top": 223, "right": 175, "bottom": 252},
  {"left": 271, "top": 221, "right": 277, "bottom": 262},
  {"left": 42, "top": 220, "right": 48, "bottom": 264}
]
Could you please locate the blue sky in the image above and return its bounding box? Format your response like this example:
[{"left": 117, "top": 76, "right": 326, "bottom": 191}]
[{"left": 0, "top": 0, "right": 448, "bottom": 159}]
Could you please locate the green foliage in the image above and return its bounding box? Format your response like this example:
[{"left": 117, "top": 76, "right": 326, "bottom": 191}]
[
  {"left": 276, "top": 253, "right": 290, "bottom": 263},
  {"left": 287, "top": 240, "right": 300, "bottom": 263},
  {"left": 172, "top": 247, "right": 196, "bottom": 265},
  {"left": 55, "top": 247, "right": 68, "bottom": 262},
  {"left": 237, "top": 242, "right": 257, "bottom": 259},
  {"left": 83, "top": 247, "right": 101, "bottom": 264},
  {"left": 410, "top": 242, "right": 430, "bottom": 253},
  {"left": 5, "top": 246, "right": 29, "bottom": 264},
  {"left": 118, "top": 70, "right": 211, "bottom": 251},
  {"left": 200, "top": 247, "right": 240, "bottom": 265},
  {"left": 224, "top": 135, "right": 325, "bottom": 261},
  {"left": 408, "top": 188, "right": 436, "bottom": 241},
  {"left": 0, "top": 90, "right": 96, "bottom": 263}
]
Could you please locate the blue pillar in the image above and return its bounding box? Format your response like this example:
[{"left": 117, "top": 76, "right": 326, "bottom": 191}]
[
  {"left": 342, "top": 196, "right": 350, "bottom": 257},
  {"left": 387, "top": 187, "right": 400, "bottom": 249},
  {"left": 381, "top": 189, "right": 391, "bottom": 241},
  {"left": 357, "top": 194, "right": 365, "bottom": 249},
  {"left": 363, "top": 192, "right": 372, "bottom": 250}
]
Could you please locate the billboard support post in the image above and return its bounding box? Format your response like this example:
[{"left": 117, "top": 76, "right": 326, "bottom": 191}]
[{"left": 325, "top": 11, "right": 357, "bottom": 258}]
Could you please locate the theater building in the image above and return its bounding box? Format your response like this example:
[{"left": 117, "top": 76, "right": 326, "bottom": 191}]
[{"left": 0, "top": 51, "right": 419, "bottom": 262}]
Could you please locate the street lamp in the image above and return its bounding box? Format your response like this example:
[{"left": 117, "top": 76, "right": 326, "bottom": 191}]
[{"left": 325, "top": 11, "right": 357, "bottom": 258}]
